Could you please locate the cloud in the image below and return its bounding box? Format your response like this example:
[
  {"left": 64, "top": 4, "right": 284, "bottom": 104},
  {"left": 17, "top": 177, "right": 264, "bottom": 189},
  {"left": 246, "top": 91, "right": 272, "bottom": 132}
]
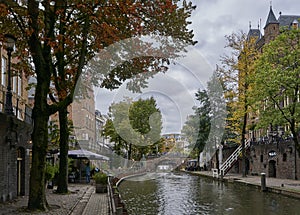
[
  {"left": 94, "top": 0, "right": 299, "bottom": 134},
  {"left": 94, "top": 44, "right": 214, "bottom": 134}
]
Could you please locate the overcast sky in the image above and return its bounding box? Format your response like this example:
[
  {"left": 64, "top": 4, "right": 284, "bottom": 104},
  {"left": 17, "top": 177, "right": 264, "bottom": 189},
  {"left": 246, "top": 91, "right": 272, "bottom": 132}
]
[{"left": 93, "top": 0, "right": 300, "bottom": 135}]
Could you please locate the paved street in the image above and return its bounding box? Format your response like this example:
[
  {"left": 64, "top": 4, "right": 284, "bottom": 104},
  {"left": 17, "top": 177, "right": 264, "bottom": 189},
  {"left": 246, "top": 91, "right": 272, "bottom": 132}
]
[{"left": 0, "top": 184, "right": 109, "bottom": 215}]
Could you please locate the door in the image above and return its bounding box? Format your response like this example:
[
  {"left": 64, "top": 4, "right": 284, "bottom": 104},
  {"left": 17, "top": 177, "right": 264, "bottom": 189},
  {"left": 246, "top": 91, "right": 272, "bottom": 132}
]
[
  {"left": 17, "top": 147, "right": 25, "bottom": 196},
  {"left": 268, "top": 160, "right": 276, "bottom": 178}
]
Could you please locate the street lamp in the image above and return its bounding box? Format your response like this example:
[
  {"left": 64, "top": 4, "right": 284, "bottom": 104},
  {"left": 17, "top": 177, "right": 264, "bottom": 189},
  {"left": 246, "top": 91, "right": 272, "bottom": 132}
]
[{"left": 4, "top": 34, "right": 16, "bottom": 116}]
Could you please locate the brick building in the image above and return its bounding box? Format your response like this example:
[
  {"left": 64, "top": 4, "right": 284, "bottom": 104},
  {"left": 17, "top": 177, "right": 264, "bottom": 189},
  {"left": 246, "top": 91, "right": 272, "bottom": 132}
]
[
  {"left": 208, "top": 6, "right": 300, "bottom": 180},
  {"left": 1, "top": 45, "right": 30, "bottom": 120},
  {"left": 0, "top": 113, "right": 32, "bottom": 202},
  {"left": 249, "top": 138, "right": 299, "bottom": 179},
  {"left": 245, "top": 6, "right": 300, "bottom": 179},
  {"left": 70, "top": 83, "right": 96, "bottom": 151},
  {"left": 0, "top": 44, "right": 32, "bottom": 202}
]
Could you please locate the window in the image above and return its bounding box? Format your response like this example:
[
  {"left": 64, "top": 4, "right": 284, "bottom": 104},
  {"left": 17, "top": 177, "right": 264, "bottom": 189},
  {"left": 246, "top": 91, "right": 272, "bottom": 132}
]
[
  {"left": 13, "top": 76, "right": 17, "bottom": 93},
  {"left": 18, "top": 76, "right": 22, "bottom": 96},
  {"left": 17, "top": 109, "right": 22, "bottom": 120},
  {"left": 283, "top": 153, "right": 287, "bottom": 162},
  {"left": 260, "top": 154, "right": 263, "bottom": 163},
  {"left": 86, "top": 114, "right": 89, "bottom": 127},
  {"left": 1, "top": 57, "right": 7, "bottom": 86}
]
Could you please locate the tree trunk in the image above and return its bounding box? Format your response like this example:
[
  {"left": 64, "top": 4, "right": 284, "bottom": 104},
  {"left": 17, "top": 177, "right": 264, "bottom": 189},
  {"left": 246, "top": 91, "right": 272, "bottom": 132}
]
[
  {"left": 56, "top": 108, "right": 69, "bottom": 193},
  {"left": 28, "top": 80, "right": 50, "bottom": 211},
  {"left": 291, "top": 122, "right": 298, "bottom": 180},
  {"left": 241, "top": 108, "right": 248, "bottom": 178},
  {"left": 27, "top": 0, "right": 53, "bottom": 210},
  {"left": 28, "top": 112, "right": 49, "bottom": 210}
]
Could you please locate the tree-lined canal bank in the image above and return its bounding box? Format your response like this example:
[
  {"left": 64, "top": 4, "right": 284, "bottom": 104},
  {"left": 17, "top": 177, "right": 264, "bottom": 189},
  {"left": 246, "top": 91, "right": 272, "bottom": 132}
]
[{"left": 118, "top": 172, "right": 300, "bottom": 215}]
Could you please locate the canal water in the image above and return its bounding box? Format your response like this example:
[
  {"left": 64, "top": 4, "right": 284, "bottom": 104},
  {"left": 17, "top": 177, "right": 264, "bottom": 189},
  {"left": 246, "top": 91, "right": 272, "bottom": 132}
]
[{"left": 118, "top": 172, "right": 300, "bottom": 215}]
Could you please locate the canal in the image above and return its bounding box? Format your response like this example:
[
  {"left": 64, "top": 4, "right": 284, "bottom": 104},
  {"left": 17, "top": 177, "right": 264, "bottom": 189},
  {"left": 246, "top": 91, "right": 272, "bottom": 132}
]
[{"left": 118, "top": 172, "right": 300, "bottom": 215}]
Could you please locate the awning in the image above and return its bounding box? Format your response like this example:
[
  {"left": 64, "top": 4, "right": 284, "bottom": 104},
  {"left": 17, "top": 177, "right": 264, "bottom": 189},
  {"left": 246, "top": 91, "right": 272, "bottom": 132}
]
[{"left": 67, "top": 149, "right": 109, "bottom": 161}]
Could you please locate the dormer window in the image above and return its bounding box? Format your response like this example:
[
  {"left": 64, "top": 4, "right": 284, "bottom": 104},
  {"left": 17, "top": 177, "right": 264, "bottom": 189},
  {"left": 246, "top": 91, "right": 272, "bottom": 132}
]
[{"left": 292, "top": 19, "right": 299, "bottom": 29}]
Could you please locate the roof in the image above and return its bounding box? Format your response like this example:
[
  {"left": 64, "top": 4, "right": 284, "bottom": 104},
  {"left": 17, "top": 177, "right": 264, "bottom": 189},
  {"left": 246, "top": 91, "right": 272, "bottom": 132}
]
[
  {"left": 264, "top": 6, "right": 279, "bottom": 29},
  {"left": 247, "top": 29, "right": 262, "bottom": 40},
  {"left": 66, "top": 149, "right": 110, "bottom": 160},
  {"left": 278, "top": 15, "right": 300, "bottom": 27}
]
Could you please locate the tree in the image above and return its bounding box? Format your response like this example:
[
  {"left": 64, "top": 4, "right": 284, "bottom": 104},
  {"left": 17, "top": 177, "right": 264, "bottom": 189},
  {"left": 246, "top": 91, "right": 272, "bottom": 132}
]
[
  {"left": 181, "top": 114, "right": 200, "bottom": 154},
  {"left": 252, "top": 28, "right": 300, "bottom": 179},
  {"left": 103, "top": 99, "right": 132, "bottom": 159},
  {"left": 194, "top": 90, "right": 211, "bottom": 162},
  {"left": 0, "top": 0, "right": 196, "bottom": 210},
  {"left": 181, "top": 72, "right": 226, "bottom": 165},
  {"left": 129, "top": 97, "right": 162, "bottom": 159},
  {"left": 103, "top": 97, "right": 162, "bottom": 161},
  {"left": 205, "top": 71, "right": 226, "bottom": 168},
  {"left": 216, "top": 31, "right": 259, "bottom": 177},
  {"left": 181, "top": 90, "right": 210, "bottom": 161}
]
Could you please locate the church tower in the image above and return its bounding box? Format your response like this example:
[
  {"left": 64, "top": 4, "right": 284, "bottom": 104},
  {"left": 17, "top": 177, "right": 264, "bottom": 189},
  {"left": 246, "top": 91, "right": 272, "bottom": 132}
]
[{"left": 263, "top": 5, "right": 280, "bottom": 44}]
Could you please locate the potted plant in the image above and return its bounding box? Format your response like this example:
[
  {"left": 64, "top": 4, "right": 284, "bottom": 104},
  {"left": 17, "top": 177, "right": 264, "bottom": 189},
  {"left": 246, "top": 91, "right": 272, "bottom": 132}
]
[
  {"left": 45, "top": 162, "right": 59, "bottom": 189},
  {"left": 94, "top": 172, "right": 108, "bottom": 193}
]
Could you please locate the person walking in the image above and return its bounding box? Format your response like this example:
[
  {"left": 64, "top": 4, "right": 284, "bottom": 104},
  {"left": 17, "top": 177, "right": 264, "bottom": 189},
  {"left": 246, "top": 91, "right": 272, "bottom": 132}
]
[{"left": 85, "top": 162, "right": 91, "bottom": 183}]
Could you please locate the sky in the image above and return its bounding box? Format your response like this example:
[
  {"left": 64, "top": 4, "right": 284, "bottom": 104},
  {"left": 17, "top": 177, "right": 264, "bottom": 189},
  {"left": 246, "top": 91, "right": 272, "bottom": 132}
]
[{"left": 92, "top": 0, "right": 300, "bottom": 135}]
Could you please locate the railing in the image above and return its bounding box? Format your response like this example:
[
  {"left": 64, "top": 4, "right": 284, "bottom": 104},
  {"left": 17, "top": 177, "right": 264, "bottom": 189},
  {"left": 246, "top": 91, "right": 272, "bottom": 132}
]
[
  {"left": 108, "top": 177, "right": 116, "bottom": 215},
  {"left": 219, "top": 139, "right": 251, "bottom": 177}
]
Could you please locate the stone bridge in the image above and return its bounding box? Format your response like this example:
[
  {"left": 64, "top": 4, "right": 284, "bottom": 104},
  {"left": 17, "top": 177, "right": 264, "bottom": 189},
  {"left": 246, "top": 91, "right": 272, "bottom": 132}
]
[{"left": 144, "top": 155, "right": 184, "bottom": 172}]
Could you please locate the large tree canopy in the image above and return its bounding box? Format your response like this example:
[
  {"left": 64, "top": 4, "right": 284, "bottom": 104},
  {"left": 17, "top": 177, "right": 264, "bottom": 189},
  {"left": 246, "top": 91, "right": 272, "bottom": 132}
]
[
  {"left": 253, "top": 28, "right": 300, "bottom": 159},
  {"left": 216, "top": 31, "right": 259, "bottom": 144},
  {"left": 216, "top": 31, "right": 259, "bottom": 177},
  {"left": 181, "top": 72, "right": 226, "bottom": 164},
  {"left": 0, "top": 0, "right": 196, "bottom": 211},
  {"left": 103, "top": 97, "right": 162, "bottom": 161}
]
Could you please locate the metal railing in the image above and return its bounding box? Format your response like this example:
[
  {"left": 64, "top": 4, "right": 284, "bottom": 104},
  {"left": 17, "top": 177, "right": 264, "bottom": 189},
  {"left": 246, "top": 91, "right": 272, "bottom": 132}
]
[
  {"left": 219, "top": 139, "right": 251, "bottom": 177},
  {"left": 108, "top": 177, "right": 116, "bottom": 215}
]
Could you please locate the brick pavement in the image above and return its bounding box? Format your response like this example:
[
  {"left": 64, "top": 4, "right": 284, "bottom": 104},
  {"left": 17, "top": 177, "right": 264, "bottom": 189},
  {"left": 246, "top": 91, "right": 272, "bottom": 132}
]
[
  {"left": 81, "top": 190, "right": 109, "bottom": 215},
  {"left": 69, "top": 185, "right": 94, "bottom": 215},
  {"left": 0, "top": 183, "right": 109, "bottom": 215}
]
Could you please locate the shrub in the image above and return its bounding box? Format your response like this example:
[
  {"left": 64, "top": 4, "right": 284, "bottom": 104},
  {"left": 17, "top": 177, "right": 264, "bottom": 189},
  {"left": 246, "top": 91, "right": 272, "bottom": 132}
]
[
  {"left": 45, "top": 162, "right": 59, "bottom": 182},
  {"left": 94, "top": 172, "right": 108, "bottom": 184}
]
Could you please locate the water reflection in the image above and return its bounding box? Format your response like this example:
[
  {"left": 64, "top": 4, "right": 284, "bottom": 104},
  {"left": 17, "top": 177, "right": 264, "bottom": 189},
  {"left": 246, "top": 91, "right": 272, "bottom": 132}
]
[{"left": 118, "top": 172, "right": 300, "bottom": 215}]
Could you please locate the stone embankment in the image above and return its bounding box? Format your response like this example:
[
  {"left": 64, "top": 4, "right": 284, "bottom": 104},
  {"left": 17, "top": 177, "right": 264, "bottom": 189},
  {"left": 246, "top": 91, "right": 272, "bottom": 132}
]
[{"left": 186, "top": 170, "right": 300, "bottom": 199}]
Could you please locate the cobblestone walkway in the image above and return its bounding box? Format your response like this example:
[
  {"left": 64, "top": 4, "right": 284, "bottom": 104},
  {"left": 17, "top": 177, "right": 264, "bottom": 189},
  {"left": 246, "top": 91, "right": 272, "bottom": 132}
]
[{"left": 0, "top": 183, "right": 110, "bottom": 215}]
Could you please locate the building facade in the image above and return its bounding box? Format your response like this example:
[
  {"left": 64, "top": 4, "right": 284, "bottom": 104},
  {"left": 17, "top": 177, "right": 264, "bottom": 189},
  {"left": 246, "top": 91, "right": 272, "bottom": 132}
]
[
  {"left": 0, "top": 46, "right": 30, "bottom": 120},
  {"left": 0, "top": 113, "right": 32, "bottom": 202},
  {"left": 0, "top": 45, "right": 32, "bottom": 202},
  {"left": 245, "top": 6, "right": 300, "bottom": 179},
  {"left": 71, "top": 83, "right": 96, "bottom": 151}
]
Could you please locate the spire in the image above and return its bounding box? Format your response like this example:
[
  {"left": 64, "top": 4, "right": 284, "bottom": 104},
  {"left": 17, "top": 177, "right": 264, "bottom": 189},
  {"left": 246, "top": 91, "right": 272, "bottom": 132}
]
[{"left": 264, "top": 5, "right": 279, "bottom": 29}]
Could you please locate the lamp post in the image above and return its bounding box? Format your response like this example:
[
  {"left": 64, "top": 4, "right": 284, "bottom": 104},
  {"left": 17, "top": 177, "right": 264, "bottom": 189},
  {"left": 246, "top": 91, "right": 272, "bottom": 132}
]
[{"left": 4, "top": 34, "right": 16, "bottom": 116}]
